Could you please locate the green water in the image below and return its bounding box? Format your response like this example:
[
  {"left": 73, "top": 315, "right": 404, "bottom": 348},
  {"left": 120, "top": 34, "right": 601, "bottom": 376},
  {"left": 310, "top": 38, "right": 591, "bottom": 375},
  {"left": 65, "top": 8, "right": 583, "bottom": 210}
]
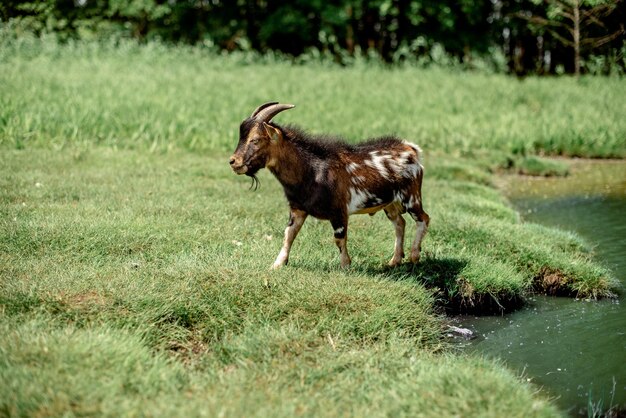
[{"left": 461, "top": 160, "right": 626, "bottom": 416}]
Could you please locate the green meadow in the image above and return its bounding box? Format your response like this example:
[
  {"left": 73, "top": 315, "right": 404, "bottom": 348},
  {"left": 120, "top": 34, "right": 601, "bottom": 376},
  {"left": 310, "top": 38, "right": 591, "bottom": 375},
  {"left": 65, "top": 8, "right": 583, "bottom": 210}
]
[{"left": 1, "top": 39, "right": 624, "bottom": 417}]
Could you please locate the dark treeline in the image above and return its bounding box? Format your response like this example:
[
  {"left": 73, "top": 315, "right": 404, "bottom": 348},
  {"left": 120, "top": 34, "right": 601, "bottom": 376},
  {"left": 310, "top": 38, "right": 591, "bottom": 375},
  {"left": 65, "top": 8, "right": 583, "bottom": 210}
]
[{"left": 1, "top": 0, "right": 624, "bottom": 75}]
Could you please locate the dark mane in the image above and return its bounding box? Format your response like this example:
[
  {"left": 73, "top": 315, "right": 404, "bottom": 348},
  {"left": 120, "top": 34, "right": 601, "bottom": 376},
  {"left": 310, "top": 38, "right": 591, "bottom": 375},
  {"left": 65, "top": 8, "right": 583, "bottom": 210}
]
[
  {"left": 354, "top": 136, "right": 406, "bottom": 152},
  {"left": 275, "top": 123, "right": 403, "bottom": 158},
  {"left": 276, "top": 124, "right": 352, "bottom": 158}
]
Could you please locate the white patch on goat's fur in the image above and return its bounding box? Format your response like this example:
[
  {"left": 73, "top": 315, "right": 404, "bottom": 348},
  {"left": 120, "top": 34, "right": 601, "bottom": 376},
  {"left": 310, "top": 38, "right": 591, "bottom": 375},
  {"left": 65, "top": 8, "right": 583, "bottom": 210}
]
[
  {"left": 402, "top": 140, "right": 422, "bottom": 152},
  {"left": 385, "top": 157, "right": 404, "bottom": 176},
  {"left": 351, "top": 175, "right": 366, "bottom": 185},
  {"left": 364, "top": 151, "right": 390, "bottom": 179},
  {"left": 346, "top": 162, "right": 359, "bottom": 173},
  {"left": 391, "top": 147, "right": 421, "bottom": 179},
  {"left": 334, "top": 227, "right": 344, "bottom": 235},
  {"left": 347, "top": 187, "right": 373, "bottom": 214},
  {"left": 397, "top": 151, "right": 411, "bottom": 169},
  {"left": 314, "top": 160, "right": 328, "bottom": 183},
  {"left": 403, "top": 141, "right": 423, "bottom": 163},
  {"left": 407, "top": 194, "right": 421, "bottom": 208},
  {"left": 399, "top": 151, "right": 412, "bottom": 161}
]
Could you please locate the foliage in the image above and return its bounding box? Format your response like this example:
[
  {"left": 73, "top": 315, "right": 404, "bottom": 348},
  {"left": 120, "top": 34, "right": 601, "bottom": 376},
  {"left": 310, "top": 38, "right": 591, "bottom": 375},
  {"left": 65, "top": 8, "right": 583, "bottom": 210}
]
[
  {"left": 1, "top": 0, "right": 624, "bottom": 74},
  {"left": 522, "top": 0, "right": 625, "bottom": 75}
]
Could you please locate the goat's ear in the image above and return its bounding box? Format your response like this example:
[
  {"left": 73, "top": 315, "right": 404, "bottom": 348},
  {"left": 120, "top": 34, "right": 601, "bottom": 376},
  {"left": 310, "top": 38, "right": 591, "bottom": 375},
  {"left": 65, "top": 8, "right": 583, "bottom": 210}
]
[{"left": 262, "top": 122, "right": 282, "bottom": 143}]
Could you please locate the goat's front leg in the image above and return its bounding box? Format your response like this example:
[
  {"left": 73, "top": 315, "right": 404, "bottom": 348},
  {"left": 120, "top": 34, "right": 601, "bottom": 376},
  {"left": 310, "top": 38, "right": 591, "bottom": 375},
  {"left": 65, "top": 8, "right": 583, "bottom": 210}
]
[
  {"left": 272, "top": 208, "right": 308, "bottom": 269},
  {"left": 331, "top": 217, "right": 351, "bottom": 268}
]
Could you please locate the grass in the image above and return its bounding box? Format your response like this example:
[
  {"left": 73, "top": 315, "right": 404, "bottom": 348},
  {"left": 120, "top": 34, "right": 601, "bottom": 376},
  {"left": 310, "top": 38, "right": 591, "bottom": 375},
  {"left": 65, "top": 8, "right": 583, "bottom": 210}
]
[
  {"left": 1, "top": 38, "right": 624, "bottom": 416},
  {"left": 1, "top": 38, "right": 625, "bottom": 158},
  {"left": 506, "top": 156, "right": 571, "bottom": 177},
  {"left": 1, "top": 319, "right": 559, "bottom": 417},
  {"left": 0, "top": 148, "right": 615, "bottom": 417}
]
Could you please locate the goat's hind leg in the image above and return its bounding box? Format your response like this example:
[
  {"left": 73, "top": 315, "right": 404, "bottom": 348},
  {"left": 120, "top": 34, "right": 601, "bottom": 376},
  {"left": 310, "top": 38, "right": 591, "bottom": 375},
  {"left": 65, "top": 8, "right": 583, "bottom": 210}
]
[
  {"left": 272, "top": 208, "right": 308, "bottom": 269},
  {"left": 407, "top": 202, "right": 429, "bottom": 264},
  {"left": 384, "top": 203, "right": 406, "bottom": 267}
]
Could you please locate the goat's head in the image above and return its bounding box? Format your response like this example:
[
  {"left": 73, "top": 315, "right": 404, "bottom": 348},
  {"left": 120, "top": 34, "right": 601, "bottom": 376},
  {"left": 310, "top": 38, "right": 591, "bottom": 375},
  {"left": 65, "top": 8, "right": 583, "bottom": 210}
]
[{"left": 229, "top": 102, "right": 295, "bottom": 179}]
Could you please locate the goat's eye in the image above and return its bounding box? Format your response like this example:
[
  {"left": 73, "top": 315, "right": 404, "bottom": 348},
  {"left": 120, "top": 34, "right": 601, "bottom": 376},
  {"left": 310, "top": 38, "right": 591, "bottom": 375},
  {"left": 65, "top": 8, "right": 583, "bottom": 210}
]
[{"left": 251, "top": 137, "right": 259, "bottom": 145}]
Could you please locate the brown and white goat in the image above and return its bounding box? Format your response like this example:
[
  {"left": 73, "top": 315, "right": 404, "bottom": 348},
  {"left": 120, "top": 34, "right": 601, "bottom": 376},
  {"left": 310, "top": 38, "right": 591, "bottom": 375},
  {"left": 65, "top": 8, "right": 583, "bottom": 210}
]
[{"left": 229, "top": 102, "right": 429, "bottom": 269}]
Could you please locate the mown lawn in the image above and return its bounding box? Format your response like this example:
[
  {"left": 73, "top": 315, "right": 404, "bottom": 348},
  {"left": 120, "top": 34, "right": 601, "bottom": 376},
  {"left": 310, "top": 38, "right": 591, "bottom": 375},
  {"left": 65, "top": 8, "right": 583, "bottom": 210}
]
[{"left": 1, "top": 40, "right": 624, "bottom": 417}]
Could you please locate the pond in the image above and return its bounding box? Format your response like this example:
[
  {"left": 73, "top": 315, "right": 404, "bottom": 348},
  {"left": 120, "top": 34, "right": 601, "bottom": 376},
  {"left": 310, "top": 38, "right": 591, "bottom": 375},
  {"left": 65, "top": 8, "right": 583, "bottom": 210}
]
[{"left": 460, "top": 160, "right": 626, "bottom": 416}]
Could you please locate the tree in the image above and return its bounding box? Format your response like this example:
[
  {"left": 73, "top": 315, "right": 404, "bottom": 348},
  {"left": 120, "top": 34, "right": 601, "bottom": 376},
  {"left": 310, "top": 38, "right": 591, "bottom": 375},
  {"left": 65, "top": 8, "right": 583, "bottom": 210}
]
[{"left": 520, "top": 0, "right": 625, "bottom": 76}]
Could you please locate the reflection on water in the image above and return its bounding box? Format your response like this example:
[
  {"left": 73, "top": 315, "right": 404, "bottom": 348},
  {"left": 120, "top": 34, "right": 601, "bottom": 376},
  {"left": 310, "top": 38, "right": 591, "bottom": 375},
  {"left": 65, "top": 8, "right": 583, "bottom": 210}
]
[{"left": 461, "top": 160, "right": 626, "bottom": 416}]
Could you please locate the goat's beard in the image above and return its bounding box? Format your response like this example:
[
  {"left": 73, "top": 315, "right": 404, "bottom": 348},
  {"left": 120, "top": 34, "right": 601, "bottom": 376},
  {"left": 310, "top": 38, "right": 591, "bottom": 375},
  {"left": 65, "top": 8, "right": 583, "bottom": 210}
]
[{"left": 246, "top": 173, "right": 260, "bottom": 191}]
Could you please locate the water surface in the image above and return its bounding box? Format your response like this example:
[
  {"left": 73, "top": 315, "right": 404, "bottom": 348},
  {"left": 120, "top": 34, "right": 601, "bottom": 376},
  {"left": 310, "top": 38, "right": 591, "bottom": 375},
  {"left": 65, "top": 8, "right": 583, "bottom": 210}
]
[{"left": 461, "top": 160, "right": 626, "bottom": 416}]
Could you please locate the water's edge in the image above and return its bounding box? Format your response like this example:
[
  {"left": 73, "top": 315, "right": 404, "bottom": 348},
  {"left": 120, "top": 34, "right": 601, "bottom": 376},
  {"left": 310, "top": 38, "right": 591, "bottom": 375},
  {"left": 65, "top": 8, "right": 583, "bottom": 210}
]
[{"left": 461, "top": 160, "right": 626, "bottom": 416}]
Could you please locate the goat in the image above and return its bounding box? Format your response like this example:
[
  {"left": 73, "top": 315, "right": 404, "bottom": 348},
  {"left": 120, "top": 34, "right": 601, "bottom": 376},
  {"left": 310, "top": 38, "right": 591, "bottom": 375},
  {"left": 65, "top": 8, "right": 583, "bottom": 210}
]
[{"left": 229, "top": 102, "right": 429, "bottom": 269}]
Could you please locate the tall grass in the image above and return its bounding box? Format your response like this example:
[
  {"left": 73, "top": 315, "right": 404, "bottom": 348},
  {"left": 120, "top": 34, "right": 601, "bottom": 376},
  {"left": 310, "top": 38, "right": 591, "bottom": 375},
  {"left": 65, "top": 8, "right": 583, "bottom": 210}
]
[{"left": 1, "top": 38, "right": 625, "bottom": 158}]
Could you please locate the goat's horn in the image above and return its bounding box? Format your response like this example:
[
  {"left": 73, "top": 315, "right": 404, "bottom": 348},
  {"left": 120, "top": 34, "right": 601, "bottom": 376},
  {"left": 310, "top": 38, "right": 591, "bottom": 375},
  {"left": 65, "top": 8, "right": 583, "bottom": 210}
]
[
  {"left": 250, "top": 102, "right": 279, "bottom": 118},
  {"left": 254, "top": 103, "right": 295, "bottom": 123}
]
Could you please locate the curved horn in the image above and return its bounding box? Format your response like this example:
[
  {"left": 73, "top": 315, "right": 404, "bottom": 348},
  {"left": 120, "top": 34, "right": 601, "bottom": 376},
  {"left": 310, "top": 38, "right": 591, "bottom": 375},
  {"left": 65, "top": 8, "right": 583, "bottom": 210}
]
[
  {"left": 254, "top": 103, "right": 295, "bottom": 123},
  {"left": 250, "top": 101, "right": 278, "bottom": 118}
]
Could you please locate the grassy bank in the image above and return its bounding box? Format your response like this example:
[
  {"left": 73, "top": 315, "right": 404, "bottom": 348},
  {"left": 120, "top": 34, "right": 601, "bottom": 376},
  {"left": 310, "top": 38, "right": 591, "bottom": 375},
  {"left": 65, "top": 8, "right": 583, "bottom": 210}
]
[
  {"left": 2, "top": 149, "right": 562, "bottom": 417},
  {"left": 1, "top": 40, "right": 623, "bottom": 416}
]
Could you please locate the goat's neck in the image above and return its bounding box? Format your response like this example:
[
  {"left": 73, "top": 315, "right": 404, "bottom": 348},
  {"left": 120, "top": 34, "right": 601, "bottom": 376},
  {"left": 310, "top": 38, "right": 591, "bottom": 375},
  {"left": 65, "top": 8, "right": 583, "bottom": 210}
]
[{"left": 266, "top": 139, "right": 307, "bottom": 186}]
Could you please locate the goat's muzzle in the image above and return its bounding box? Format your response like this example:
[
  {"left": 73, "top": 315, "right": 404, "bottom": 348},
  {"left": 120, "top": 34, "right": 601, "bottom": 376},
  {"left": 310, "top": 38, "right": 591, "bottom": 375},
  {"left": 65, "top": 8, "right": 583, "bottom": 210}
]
[{"left": 229, "top": 155, "right": 248, "bottom": 174}]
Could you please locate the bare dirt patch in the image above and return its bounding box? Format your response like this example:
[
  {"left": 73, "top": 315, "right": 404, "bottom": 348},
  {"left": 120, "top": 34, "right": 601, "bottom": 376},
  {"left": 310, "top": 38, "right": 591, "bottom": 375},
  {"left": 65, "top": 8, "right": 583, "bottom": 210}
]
[
  {"left": 533, "top": 267, "right": 571, "bottom": 296},
  {"left": 58, "top": 291, "right": 110, "bottom": 310},
  {"left": 166, "top": 329, "right": 209, "bottom": 366}
]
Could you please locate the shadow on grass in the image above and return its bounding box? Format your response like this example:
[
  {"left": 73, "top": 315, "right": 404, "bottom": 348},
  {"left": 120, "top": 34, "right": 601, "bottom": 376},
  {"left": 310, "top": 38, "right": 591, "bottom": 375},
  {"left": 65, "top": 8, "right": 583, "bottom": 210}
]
[{"left": 354, "top": 256, "right": 524, "bottom": 315}]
